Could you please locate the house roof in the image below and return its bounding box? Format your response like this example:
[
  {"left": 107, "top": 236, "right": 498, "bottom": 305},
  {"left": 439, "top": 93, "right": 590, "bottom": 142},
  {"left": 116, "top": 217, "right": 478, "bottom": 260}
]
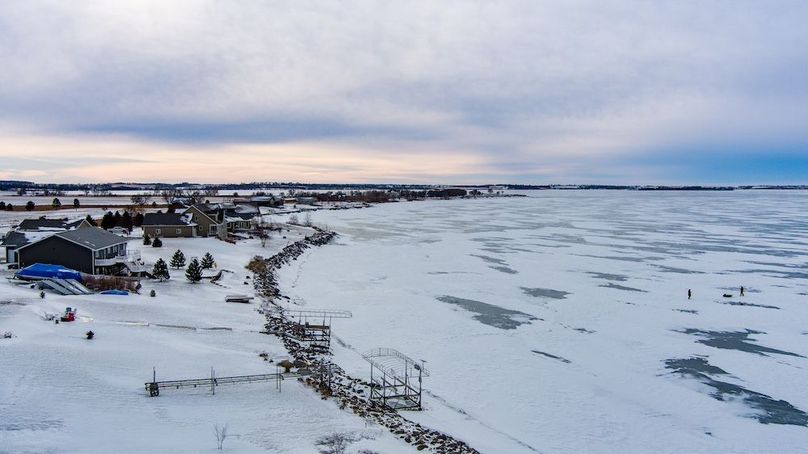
[
  {"left": 142, "top": 212, "right": 192, "bottom": 226},
  {"left": 17, "top": 218, "right": 69, "bottom": 230},
  {"left": 1, "top": 231, "right": 30, "bottom": 247},
  {"left": 54, "top": 228, "right": 129, "bottom": 250}
]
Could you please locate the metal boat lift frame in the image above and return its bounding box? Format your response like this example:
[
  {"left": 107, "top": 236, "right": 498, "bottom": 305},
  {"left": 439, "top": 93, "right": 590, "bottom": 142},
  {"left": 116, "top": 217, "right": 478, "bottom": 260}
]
[{"left": 363, "top": 348, "right": 429, "bottom": 410}]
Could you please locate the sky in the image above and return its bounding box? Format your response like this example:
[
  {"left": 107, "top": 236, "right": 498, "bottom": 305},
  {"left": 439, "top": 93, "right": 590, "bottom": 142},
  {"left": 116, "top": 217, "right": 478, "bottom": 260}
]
[{"left": 1, "top": 1, "right": 807, "bottom": 185}]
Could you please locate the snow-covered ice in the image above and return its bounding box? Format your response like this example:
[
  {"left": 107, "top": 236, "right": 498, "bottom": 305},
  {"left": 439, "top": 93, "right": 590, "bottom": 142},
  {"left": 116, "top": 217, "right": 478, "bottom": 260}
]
[{"left": 276, "top": 190, "right": 808, "bottom": 453}]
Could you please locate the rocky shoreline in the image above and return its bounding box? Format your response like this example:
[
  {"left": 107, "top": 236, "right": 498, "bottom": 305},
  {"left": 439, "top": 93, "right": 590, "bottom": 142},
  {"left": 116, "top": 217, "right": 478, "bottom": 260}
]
[{"left": 252, "top": 228, "right": 479, "bottom": 453}]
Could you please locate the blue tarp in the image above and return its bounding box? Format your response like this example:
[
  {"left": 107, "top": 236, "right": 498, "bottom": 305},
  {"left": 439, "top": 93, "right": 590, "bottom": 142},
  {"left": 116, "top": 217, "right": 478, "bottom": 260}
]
[
  {"left": 99, "top": 290, "right": 129, "bottom": 296},
  {"left": 16, "top": 263, "right": 83, "bottom": 282}
]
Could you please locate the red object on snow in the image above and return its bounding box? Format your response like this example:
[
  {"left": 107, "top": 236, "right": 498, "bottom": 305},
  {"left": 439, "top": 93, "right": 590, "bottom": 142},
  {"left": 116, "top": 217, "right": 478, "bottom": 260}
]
[{"left": 60, "top": 307, "right": 76, "bottom": 322}]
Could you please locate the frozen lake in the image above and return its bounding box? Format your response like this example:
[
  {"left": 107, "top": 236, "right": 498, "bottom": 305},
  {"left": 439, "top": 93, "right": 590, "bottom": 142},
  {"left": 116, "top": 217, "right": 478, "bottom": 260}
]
[{"left": 278, "top": 190, "right": 808, "bottom": 453}]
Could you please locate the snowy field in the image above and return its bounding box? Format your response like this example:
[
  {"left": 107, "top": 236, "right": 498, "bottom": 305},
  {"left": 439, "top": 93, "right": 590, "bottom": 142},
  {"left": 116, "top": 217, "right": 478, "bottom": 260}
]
[
  {"left": 275, "top": 190, "right": 808, "bottom": 453},
  {"left": 0, "top": 228, "right": 407, "bottom": 453}
]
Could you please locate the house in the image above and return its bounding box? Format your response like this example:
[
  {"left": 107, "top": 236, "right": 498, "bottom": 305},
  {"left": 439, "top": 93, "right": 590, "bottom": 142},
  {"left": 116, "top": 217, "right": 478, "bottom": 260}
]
[
  {"left": 16, "top": 217, "right": 94, "bottom": 232},
  {"left": 184, "top": 205, "right": 225, "bottom": 238},
  {"left": 16, "top": 228, "right": 131, "bottom": 275},
  {"left": 1, "top": 231, "right": 30, "bottom": 266},
  {"left": 142, "top": 212, "right": 197, "bottom": 238}
]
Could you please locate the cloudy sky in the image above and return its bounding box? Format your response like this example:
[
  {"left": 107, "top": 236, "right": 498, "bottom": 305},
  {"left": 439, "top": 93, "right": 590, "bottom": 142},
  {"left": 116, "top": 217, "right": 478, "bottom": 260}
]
[{"left": 1, "top": 1, "right": 807, "bottom": 184}]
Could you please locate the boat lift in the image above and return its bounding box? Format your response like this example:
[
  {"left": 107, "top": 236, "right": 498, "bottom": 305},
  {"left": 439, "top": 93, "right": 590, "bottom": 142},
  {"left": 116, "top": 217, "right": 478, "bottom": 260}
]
[
  {"left": 268, "top": 307, "right": 352, "bottom": 352},
  {"left": 363, "top": 348, "right": 429, "bottom": 410}
]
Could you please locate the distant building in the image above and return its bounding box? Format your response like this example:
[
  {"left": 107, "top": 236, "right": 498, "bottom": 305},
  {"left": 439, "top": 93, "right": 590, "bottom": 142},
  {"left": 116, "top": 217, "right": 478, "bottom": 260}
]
[
  {"left": 16, "top": 228, "right": 131, "bottom": 275},
  {"left": 142, "top": 212, "right": 197, "bottom": 238},
  {"left": 16, "top": 217, "right": 94, "bottom": 232}
]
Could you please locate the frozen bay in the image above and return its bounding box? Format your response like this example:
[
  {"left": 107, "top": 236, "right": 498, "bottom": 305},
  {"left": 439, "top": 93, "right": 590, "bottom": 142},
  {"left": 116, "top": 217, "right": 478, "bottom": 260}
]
[{"left": 278, "top": 190, "right": 808, "bottom": 453}]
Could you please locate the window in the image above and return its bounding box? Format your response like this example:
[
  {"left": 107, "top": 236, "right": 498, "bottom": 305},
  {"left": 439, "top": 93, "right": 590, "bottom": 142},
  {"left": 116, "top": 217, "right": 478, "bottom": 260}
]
[
  {"left": 176, "top": 228, "right": 182, "bottom": 234},
  {"left": 155, "top": 228, "right": 161, "bottom": 235}
]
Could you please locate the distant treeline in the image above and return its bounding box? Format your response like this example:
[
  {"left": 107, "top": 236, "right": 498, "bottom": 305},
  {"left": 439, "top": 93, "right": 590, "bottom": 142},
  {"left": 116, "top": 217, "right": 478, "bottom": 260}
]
[{"left": 2, "top": 180, "right": 807, "bottom": 192}]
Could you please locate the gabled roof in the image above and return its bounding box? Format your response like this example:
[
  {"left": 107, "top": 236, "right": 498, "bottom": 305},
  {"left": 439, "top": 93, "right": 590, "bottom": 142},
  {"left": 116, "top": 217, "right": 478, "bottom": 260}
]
[
  {"left": 142, "top": 212, "right": 192, "bottom": 226},
  {"left": 55, "top": 228, "right": 128, "bottom": 250}
]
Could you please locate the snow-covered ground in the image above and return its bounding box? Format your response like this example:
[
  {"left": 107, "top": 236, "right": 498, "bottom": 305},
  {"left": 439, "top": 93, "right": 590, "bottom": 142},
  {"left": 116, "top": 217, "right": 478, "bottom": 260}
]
[
  {"left": 0, "top": 228, "right": 408, "bottom": 453},
  {"left": 275, "top": 190, "right": 808, "bottom": 453}
]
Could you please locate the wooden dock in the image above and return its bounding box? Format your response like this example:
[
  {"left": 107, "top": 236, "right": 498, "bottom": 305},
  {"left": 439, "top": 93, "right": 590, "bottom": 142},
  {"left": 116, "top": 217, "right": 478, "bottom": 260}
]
[{"left": 145, "top": 370, "right": 310, "bottom": 397}]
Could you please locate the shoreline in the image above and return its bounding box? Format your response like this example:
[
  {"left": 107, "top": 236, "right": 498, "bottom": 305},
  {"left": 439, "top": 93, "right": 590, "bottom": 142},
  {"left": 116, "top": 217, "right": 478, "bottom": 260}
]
[{"left": 251, "top": 228, "right": 479, "bottom": 453}]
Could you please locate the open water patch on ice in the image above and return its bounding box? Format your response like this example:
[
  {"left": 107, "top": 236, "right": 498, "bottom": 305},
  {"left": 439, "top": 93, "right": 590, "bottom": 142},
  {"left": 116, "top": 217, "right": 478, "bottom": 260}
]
[
  {"left": 665, "top": 357, "right": 808, "bottom": 426},
  {"left": 678, "top": 329, "right": 804, "bottom": 357},
  {"left": 436, "top": 295, "right": 537, "bottom": 330},
  {"left": 520, "top": 287, "right": 570, "bottom": 299},
  {"left": 598, "top": 282, "right": 647, "bottom": 293}
]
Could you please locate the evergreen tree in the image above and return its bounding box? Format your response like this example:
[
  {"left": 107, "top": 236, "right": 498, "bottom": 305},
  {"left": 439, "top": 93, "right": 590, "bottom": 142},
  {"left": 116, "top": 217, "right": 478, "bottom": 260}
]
[
  {"left": 112, "top": 211, "right": 122, "bottom": 228},
  {"left": 185, "top": 258, "right": 202, "bottom": 283},
  {"left": 84, "top": 214, "right": 96, "bottom": 226},
  {"left": 133, "top": 212, "right": 144, "bottom": 227},
  {"left": 122, "top": 211, "right": 133, "bottom": 232},
  {"left": 6, "top": 203, "right": 13, "bottom": 211},
  {"left": 0, "top": 202, "right": 5, "bottom": 210},
  {"left": 52, "top": 197, "right": 61, "bottom": 208},
  {"left": 143, "top": 234, "right": 152, "bottom": 245},
  {"left": 170, "top": 249, "right": 186, "bottom": 269},
  {"left": 73, "top": 198, "right": 80, "bottom": 208},
  {"left": 25, "top": 201, "right": 35, "bottom": 211},
  {"left": 100, "top": 211, "right": 114, "bottom": 229},
  {"left": 151, "top": 258, "right": 170, "bottom": 281},
  {"left": 152, "top": 237, "right": 163, "bottom": 247},
  {"left": 200, "top": 252, "right": 215, "bottom": 269}
]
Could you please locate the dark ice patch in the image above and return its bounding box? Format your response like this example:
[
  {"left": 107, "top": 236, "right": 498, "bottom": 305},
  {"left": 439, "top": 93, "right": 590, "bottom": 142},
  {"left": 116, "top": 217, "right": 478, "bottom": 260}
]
[
  {"left": 587, "top": 272, "right": 628, "bottom": 282},
  {"left": 678, "top": 329, "right": 803, "bottom": 357},
  {"left": 599, "top": 283, "right": 647, "bottom": 293},
  {"left": 674, "top": 309, "right": 699, "bottom": 314},
  {"left": 437, "top": 295, "right": 536, "bottom": 330},
  {"left": 720, "top": 301, "right": 780, "bottom": 310},
  {"left": 471, "top": 254, "right": 507, "bottom": 265},
  {"left": 654, "top": 265, "right": 704, "bottom": 274},
  {"left": 490, "top": 265, "right": 518, "bottom": 274},
  {"left": 532, "top": 350, "right": 571, "bottom": 363},
  {"left": 665, "top": 357, "right": 808, "bottom": 426},
  {"left": 521, "top": 287, "right": 570, "bottom": 299}
]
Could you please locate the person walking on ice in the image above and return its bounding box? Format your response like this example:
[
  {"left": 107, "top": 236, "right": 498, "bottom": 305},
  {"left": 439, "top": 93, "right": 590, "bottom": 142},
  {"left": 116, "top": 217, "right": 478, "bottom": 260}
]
[
  {"left": 740, "top": 286, "right": 745, "bottom": 297},
  {"left": 688, "top": 289, "right": 692, "bottom": 300}
]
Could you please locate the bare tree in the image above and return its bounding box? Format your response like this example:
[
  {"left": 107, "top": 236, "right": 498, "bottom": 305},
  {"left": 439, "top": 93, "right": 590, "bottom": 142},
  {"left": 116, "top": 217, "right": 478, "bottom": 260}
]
[
  {"left": 214, "top": 423, "right": 228, "bottom": 450},
  {"left": 289, "top": 214, "right": 299, "bottom": 225},
  {"left": 303, "top": 212, "right": 313, "bottom": 227},
  {"left": 315, "top": 433, "right": 358, "bottom": 454}
]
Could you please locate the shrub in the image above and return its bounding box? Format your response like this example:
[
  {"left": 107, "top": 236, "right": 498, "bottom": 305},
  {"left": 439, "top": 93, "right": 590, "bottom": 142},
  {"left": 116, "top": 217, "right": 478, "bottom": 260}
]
[
  {"left": 152, "top": 237, "right": 163, "bottom": 247},
  {"left": 143, "top": 234, "right": 152, "bottom": 245}
]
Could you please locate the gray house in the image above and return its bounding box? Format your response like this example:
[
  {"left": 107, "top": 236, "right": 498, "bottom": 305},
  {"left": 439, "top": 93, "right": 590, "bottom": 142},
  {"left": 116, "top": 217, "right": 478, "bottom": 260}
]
[
  {"left": 16, "top": 228, "right": 130, "bottom": 275},
  {"left": 142, "top": 212, "right": 197, "bottom": 238}
]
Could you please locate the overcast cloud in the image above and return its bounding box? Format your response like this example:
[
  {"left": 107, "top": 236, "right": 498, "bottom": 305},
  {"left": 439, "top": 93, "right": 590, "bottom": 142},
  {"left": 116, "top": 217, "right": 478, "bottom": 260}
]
[{"left": 1, "top": 0, "right": 806, "bottom": 183}]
